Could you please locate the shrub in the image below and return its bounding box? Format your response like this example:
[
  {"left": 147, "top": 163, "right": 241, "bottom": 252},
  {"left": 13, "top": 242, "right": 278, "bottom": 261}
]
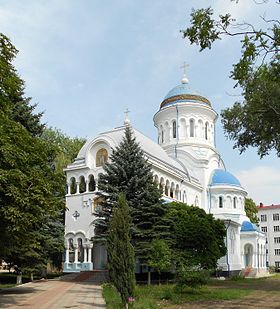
[{"left": 176, "top": 267, "right": 210, "bottom": 290}]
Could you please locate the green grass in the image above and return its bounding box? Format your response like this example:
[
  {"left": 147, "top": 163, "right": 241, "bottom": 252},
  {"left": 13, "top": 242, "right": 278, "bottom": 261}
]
[
  {"left": 0, "top": 283, "right": 16, "bottom": 289},
  {"left": 102, "top": 283, "right": 251, "bottom": 308}
]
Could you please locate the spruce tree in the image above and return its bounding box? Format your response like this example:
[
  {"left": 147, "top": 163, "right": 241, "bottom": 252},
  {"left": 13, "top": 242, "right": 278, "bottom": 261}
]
[
  {"left": 107, "top": 194, "right": 135, "bottom": 307},
  {"left": 96, "top": 125, "right": 169, "bottom": 265}
]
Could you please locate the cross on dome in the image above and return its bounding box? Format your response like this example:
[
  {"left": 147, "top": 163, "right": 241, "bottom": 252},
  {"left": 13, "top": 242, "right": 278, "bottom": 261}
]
[
  {"left": 180, "top": 62, "right": 189, "bottom": 84},
  {"left": 124, "top": 108, "right": 131, "bottom": 125}
]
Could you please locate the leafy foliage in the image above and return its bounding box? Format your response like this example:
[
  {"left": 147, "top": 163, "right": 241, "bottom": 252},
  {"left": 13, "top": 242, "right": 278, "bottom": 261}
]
[
  {"left": 245, "top": 198, "right": 259, "bottom": 224},
  {"left": 166, "top": 202, "right": 227, "bottom": 269},
  {"left": 95, "top": 125, "right": 169, "bottom": 264},
  {"left": 176, "top": 267, "right": 210, "bottom": 290},
  {"left": 182, "top": 3, "right": 280, "bottom": 157},
  {"left": 148, "top": 239, "right": 172, "bottom": 281},
  {"left": 107, "top": 194, "right": 135, "bottom": 306}
]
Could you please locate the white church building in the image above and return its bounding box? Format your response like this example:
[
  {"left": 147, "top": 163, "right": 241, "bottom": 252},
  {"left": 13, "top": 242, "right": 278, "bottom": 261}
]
[{"left": 64, "top": 74, "right": 266, "bottom": 276}]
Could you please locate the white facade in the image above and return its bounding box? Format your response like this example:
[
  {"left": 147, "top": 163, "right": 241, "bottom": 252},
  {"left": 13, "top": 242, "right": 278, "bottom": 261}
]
[
  {"left": 64, "top": 77, "right": 266, "bottom": 276},
  {"left": 258, "top": 204, "right": 280, "bottom": 269}
]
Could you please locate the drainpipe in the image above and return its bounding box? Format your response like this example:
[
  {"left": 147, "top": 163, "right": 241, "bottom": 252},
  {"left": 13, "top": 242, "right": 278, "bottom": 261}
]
[
  {"left": 174, "top": 105, "right": 179, "bottom": 158},
  {"left": 225, "top": 220, "right": 231, "bottom": 277}
]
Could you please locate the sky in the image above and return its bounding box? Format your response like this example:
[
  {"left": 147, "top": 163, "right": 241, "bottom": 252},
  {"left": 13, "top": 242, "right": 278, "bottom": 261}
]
[{"left": 0, "top": 0, "right": 279, "bottom": 205}]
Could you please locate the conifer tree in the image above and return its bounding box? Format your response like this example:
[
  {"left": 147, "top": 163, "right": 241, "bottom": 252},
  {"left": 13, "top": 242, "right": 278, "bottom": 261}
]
[
  {"left": 96, "top": 125, "right": 169, "bottom": 264},
  {"left": 107, "top": 194, "right": 135, "bottom": 307}
]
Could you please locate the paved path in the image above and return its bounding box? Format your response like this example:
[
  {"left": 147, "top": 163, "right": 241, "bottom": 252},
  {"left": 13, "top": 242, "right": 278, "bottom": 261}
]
[{"left": 0, "top": 271, "right": 107, "bottom": 309}]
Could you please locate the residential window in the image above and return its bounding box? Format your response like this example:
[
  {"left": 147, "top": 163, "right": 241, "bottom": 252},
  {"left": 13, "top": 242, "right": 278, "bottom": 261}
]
[
  {"left": 260, "top": 215, "right": 267, "bottom": 222},
  {"left": 275, "top": 249, "right": 280, "bottom": 255},
  {"left": 261, "top": 226, "right": 267, "bottom": 233},
  {"left": 273, "top": 213, "right": 280, "bottom": 221},
  {"left": 274, "top": 226, "right": 280, "bottom": 232},
  {"left": 275, "top": 237, "right": 280, "bottom": 244},
  {"left": 275, "top": 261, "right": 280, "bottom": 268}
]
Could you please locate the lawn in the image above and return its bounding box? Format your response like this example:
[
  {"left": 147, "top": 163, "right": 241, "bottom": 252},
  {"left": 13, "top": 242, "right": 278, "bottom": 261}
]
[{"left": 102, "top": 281, "right": 251, "bottom": 309}]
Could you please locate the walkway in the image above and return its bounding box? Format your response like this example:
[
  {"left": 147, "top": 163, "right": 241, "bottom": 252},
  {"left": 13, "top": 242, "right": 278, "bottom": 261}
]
[{"left": 0, "top": 271, "right": 107, "bottom": 309}]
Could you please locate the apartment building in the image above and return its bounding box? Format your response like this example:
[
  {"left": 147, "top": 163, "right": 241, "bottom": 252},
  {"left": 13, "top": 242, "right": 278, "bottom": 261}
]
[{"left": 257, "top": 203, "right": 280, "bottom": 268}]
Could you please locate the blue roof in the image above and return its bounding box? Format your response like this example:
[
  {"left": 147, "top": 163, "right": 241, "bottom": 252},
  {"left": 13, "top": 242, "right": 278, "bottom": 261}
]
[
  {"left": 241, "top": 221, "right": 260, "bottom": 232},
  {"left": 210, "top": 169, "right": 241, "bottom": 187},
  {"left": 160, "top": 83, "right": 211, "bottom": 109},
  {"left": 164, "top": 84, "right": 190, "bottom": 100}
]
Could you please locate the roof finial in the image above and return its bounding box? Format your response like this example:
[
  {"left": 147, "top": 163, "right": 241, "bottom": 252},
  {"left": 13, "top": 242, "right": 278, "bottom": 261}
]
[
  {"left": 124, "top": 108, "right": 131, "bottom": 125},
  {"left": 180, "top": 62, "right": 189, "bottom": 84}
]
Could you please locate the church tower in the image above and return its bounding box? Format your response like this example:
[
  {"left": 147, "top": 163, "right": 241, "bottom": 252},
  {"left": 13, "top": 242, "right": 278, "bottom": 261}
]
[{"left": 153, "top": 70, "right": 223, "bottom": 210}]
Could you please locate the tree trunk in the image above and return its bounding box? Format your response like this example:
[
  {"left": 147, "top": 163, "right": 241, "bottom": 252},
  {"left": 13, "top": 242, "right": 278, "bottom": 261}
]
[
  {"left": 16, "top": 274, "right": 22, "bottom": 285},
  {"left": 158, "top": 271, "right": 161, "bottom": 285},
  {"left": 147, "top": 270, "right": 151, "bottom": 285},
  {"left": 30, "top": 273, "right": 34, "bottom": 281}
]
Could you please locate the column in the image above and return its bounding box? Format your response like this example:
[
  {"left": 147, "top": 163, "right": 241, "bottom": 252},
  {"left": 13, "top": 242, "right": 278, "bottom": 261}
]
[
  {"left": 74, "top": 245, "right": 79, "bottom": 263},
  {"left": 67, "top": 183, "right": 71, "bottom": 195},
  {"left": 76, "top": 182, "right": 80, "bottom": 194},
  {"left": 88, "top": 244, "right": 93, "bottom": 263},
  {"left": 86, "top": 180, "right": 89, "bottom": 193},
  {"left": 65, "top": 247, "right": 69, "bottom": 263},
  {"left": 83, "top": 247, "right": 88, "bottom": 263}
]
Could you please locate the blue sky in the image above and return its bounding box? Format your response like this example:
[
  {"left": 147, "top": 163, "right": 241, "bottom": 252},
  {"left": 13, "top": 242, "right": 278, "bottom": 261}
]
[{"left": 0, "top": 0, "right": 279, "bottom": 205}]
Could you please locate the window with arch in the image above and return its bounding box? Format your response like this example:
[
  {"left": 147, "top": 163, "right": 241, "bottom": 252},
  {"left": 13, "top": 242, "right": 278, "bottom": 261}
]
[
  {"left": 77, "top": 238, "right": 84, "bottom": 262},
  {"left": 96, "top": 148, "right": 108, "bottom": 167},
  {"left": 79, "top": 176, "right": 86, "bottom": 193},
  {"left": 233, "top": 197, "right": 237, "bottom": 209},
  {"left": 68, "top": 238, "right": 74, "bottom": 263},
  {"left": 172, "top": 121, "right": 177, "bottom": 138},
  {"left": 70, "top": 177, "right": 77, "bottom": 194},
  {"left": 219, "top": 196, "right": 223, "bottom": 208},
  {"left": 161, "top": 129, "right": 164, "bottom": 143},
  {"left": 190, "top": 119, "right": 195, "bottom": 137},
  {"left": 205, "top": 122, "right": 209, "bottom": 140},
  {"left": 194, "top": 196, "right": 199, "bottom": 206},
  {"left": 88, "top": 175, "right": 96, "bottom": 192}
]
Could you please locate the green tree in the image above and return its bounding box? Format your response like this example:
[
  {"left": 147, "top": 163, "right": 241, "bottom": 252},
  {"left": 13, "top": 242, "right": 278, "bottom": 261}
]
[
  {"left": 41, "top": 127, "right": 86, "bottom": 173},
  {"left": 0, "top": 33, "right": 44, "bottom": 136},
  {"left": 96, "top": 125, "right": 169, "bottom": 265},
  {"left": 245, "top": 198, "right": 259, "bottom": 224},
  {"left": 148, "top": 239, "right": 172, "bottom": 284},
  {"left": 0, "top": 34, "right": 66, "bottom": 275},
  {"left": 166, "top": 202, "right": 226, "bottom": 269},
  {"left": 182, "top": 3, "right": 280, "bottom": 157},
  {"left": 107, "top": 194, "right": 135, "bottom": 308}
]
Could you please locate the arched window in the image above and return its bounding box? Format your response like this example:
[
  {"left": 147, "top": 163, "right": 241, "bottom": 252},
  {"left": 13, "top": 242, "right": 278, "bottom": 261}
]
[
  {"left": 195, "top": 196, "right": 199, "bottom": 206},
  {"left": 77, "top": 238, "right": 84, "bottom": 262},
  {"left": 79, "top": 176, "right": 86, "bottom": 193},
  {"left": 205, "top": 122, "right": 209, "bottom": 140},
  {"left": 198, "top": 120, "right": 203, "bottom": 138},
  {"left": 161, "top": 130, "right": 164, "bottom": 143},
  {"left": 68, "top": 238, "right": 74, "bottom": 263},
  {"left": 172, "top": 121, "right": 177, "bottom": 138},
  {"left": 88, "top": 175, "right": 96, "bottom": 192},
  {"left": 190, "top": 119, "right": 195, "bottom": 137},
  {"left": 70, "top": 177, "right": 77, "bottom": 194},
  {"left": 96, "top": 148, "right": 108, "bottom": 167},
  {"left": 233, "top": 197, "right": 237, "bottom": 209},
  {"left": 219, "top": 196, "right": 223, "bottom": 208}
]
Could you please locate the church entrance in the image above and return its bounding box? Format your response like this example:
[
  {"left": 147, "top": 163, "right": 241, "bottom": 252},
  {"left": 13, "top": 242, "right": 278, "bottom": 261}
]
[{"left": 244, "top": 244, "right": 253, "bottom": 267}]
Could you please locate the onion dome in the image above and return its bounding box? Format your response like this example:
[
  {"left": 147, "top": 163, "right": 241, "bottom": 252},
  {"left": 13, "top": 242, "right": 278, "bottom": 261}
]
[
  {"left": 210, "top": 169, "right": 241, "bottom": 187},
  {"left": 241, "top": 221, "right": 260, "bottom": 232},
  {"left": 160, "top": 79, "right": 211, "bottom": 109}
]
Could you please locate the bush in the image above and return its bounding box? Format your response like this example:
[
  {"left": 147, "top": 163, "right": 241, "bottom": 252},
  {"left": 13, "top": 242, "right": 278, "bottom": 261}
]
[{"left": 176, "top": 267, "right": 210, "bottom": 291}]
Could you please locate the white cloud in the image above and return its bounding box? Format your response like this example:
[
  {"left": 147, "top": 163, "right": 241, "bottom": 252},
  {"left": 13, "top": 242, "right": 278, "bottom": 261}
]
[{"left": 236, "top": 166, "right": 280, "bottom": 206}]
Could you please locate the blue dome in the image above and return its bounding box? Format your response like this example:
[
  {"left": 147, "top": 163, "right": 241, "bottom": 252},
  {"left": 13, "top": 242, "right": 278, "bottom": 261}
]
[
  {"left": 241, "top": 221, "right": 260, "bottom": 232},
  {"left": 210, "top": 169, "right": 241, "bottom": 187},
  {"left": 160, "top": 83, "right": 211, "bottom": 109},
  {"left": 164, "top": 84, "right": 191, "bottom": 100}
]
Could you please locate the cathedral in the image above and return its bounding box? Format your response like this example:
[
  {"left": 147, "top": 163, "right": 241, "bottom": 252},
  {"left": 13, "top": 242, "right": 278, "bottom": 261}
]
[{"left": 64, "top": 73, "right": 267, "bottom": 277}]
